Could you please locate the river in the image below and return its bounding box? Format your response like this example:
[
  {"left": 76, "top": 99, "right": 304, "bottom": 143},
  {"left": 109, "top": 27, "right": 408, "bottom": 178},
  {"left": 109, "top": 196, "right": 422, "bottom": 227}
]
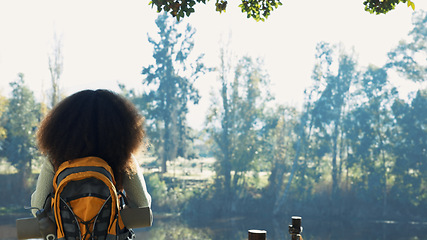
[
  {"left": 132, "top": 214, "right": 427, "bottom": 240},
  {"left": 2, "top": 214, "right": 427, "bottom": 240}
]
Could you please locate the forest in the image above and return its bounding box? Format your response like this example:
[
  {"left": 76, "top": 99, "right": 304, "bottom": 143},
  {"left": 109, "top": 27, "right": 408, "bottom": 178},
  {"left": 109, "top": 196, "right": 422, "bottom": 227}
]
[{"left": 0, "top": 10, "right": 426, "bottom": 228}]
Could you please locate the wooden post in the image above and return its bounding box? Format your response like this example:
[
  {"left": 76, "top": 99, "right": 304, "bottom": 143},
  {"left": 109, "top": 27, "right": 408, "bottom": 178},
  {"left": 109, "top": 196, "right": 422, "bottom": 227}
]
[
  {"left": 248, "top": 229, "right": 267, "bottom": 240},
  {"left": 289, "top": 216, "right": 303, "bottom": 240}
]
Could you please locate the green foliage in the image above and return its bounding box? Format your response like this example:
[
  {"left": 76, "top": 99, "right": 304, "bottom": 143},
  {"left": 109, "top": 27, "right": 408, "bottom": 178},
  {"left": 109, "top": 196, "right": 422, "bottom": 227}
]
[
  {"left": 150, "top": 0, "right": 414, "bottom": 21},
  {"left": 261, "top": 106, "right": 299, "bottom": 196},
  {"left": 238, "top": 0, "right": 282, "bottom": 22},
  {"left": 309, "top": 43, "right": 358, "bottom": 199},
  {"left": 230, "top": 57, "right": 271, "bottom": 173},
  {"left": 390, "top": 90, "right": 427, "bottom": 209},
  {"left": 0, "top": 74, "right": 41, "bottom": 175},
  {"left": 207, "top": 53, "right": 272, "bottom": 193},
  {"left": 363, "top": 0, "right": 415, "bottom": 14},
  {"left": 0, "top": 94, "right": 8, "bottom": 146},
  {"left": 386, "top": 10, "right": 427, "bottom": 82},
  {"left": 344, "top": 65, "right": 398, "bottom": 208},
  {"left": 150, "top": 0, "right": 282, "bottom": 21},
  {"left": 146, "top": 173, "right": 197, "bottom": 212},
  {"left": 146, "top": 174, "right": 168, "bottom": 205},
  {"left": 140, "top": 13, "right": 208, "bottom": 172},
  {"left": 149, "top": 0, "right": 199, "bottom": 21}
]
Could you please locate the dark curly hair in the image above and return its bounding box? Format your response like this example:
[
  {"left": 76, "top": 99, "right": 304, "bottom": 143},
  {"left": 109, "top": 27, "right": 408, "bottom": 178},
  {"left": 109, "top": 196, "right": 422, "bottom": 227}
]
[{"left": 36, "top": 89, "right": 145, "bottom": 189}]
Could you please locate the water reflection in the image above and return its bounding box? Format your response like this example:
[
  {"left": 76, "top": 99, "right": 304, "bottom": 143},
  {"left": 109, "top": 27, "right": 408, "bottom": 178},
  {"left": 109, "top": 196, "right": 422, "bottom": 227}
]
[
  {"left": 133, "top": 214, "right": 427, "bottom": 240},
  {"left": 2, "top": 214, "right": 427, "bottom": 240}
]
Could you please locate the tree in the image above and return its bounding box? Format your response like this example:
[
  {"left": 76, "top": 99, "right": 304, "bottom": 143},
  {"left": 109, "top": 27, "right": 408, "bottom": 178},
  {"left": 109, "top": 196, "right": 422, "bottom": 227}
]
[
  {"left": 390, "top": 90, "right": 427, "bottom": 214},
  {"left": 364, "top": 0, "right": 415, "bottom": 14},
  {"left": 262, "top": 105, "right": 300, "bottom": 215},
  {"left": 310, "top": 43, "right": 358, "bottom": 203},
  {"left": 387, "top": 10, "right": 427, "bottom": 82},
  {"left": 207, "top": 53, "right": 272, "bottom": 211},
  {"left": 344, "top": 65, "right": 398, "bottom": 216},
  {"left": 0, "top": 94, "right": 8, "bottom": 152},
  {"left": 230, "top": 56, "right": 271, "bottom": 183},
  {"left": 150, "top": 0, "right": 415, "bottom": 21},
  {"left": 262, "top": 106, "right": 296, "bottom": 196},
  {"left": 141, "top": 13, "right": 207, "bottom": 173},
  {"left": 0, "top": 74, "right": 41, "bottom": 186},
  {"left": 48, "top": 32, "right": 64, "bottom": 108},
  {"left": 206, "top": 45, "right": 233, "bottom": 194}
]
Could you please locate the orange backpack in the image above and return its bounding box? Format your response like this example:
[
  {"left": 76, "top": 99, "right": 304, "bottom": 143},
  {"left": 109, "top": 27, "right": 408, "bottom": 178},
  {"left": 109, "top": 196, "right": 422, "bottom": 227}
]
[{"left": 47, "top": 157, "right": 134, "bottom": 240}]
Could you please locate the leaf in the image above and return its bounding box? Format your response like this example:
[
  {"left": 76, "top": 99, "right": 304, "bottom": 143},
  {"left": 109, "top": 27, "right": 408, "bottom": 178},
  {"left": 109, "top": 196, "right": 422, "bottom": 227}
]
[{"left": 406, "top": 0, "right": 415, "bottom": 10}]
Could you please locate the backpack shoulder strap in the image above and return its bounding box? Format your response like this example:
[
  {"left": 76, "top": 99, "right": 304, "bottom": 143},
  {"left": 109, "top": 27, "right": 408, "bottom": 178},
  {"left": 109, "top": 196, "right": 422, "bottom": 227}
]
[{"left": 53, "top": 157, "right": 116, "bottom": 190}]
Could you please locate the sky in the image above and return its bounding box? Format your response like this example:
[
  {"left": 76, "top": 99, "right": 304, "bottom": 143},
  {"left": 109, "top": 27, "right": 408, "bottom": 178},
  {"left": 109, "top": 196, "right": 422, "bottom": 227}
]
[{"left": 0, "top": 0, "right": 426, "bottom": 129}]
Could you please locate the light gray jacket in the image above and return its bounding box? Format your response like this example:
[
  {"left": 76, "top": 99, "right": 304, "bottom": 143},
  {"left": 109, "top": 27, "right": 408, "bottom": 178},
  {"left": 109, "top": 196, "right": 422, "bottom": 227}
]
[{"left": 31, "top": 156, "right": 151, "bottom": 216}]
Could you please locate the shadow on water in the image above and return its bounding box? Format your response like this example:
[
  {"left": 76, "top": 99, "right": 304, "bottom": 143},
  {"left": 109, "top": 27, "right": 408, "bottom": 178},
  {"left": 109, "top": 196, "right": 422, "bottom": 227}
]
[{"left": 2, "top": 212, "right": 427, "bottom": 240}]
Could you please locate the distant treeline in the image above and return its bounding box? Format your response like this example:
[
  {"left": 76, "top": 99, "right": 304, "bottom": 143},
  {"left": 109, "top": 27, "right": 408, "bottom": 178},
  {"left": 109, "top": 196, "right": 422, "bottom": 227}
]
[{"left": 0, "top": 11, "right": 426, "bottom": 221}]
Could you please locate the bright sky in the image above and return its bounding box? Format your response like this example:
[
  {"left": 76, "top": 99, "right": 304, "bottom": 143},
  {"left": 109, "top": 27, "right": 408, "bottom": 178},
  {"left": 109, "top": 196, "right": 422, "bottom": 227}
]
[{"left": 0, "top": 0, "right": 426, "bottom": 129}]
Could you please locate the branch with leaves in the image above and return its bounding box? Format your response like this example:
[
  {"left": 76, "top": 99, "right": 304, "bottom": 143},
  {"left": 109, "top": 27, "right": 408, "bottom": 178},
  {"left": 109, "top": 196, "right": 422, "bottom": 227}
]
[
  {"left": 150, "top": 0, "right": 416, "bottom": 21},
  {"left": 364, "top": 0, "right": 415, "bottom": 14}
]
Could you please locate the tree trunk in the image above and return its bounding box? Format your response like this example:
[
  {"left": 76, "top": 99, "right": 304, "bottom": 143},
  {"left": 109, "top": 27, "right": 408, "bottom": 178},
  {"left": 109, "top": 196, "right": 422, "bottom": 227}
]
[
  {"left": 273, "top": 112, "right": 307, "bottom": 215},
  {"left": 162, "top": 122, "right": 170, "bottom": 173},
  {"left": 221, "top": 80, "right": 232, "bottom": 194},
  {"left": 331, "top": 121, "right": 339, "bottom": 200}
]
